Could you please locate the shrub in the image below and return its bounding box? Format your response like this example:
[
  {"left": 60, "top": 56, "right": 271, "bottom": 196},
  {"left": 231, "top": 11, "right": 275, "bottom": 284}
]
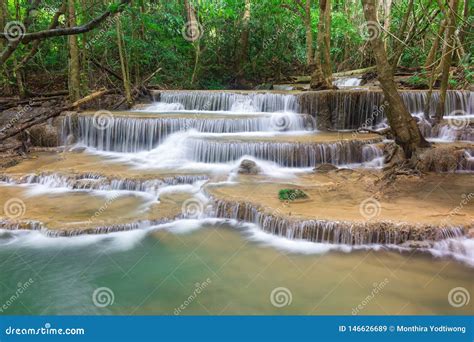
[{"left": 278, "top": 189, "right": 308, "bottom": 201}]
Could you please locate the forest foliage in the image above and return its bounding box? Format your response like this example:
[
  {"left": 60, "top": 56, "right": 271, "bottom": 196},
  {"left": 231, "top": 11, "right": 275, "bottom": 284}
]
[{"left": 0, "top": 0, "right": 472, "bottom": 95}]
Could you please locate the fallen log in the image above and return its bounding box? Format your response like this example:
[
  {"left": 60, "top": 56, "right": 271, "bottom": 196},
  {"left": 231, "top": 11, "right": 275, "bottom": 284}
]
[
  {"left": 289, "top": 67, "right": 377, "bottom": 84},
  {"left": 71, "top": 88, "right": 112, "bottom": 108},
  {"left": 0, "top": 88, "right": 110, "bottom": 143},
  {"left": 333, "top": 66, "right": 376, "bottom": 77}
]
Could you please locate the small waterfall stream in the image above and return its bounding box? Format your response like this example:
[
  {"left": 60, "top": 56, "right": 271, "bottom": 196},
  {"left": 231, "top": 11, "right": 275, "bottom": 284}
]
[{"left": 153, "top": 91, "right": 300, "bottom": 112}]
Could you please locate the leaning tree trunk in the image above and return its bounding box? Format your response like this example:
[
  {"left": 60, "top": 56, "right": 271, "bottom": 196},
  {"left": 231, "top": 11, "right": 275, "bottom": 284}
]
[
  {"left": 361, "top": 0, "right": 429, "bottom": 158},
  {"left": 67, "top": 0, "right": 81, "bottom": 101},
  {"left": 310, "top": 0, "right": 333, "bottom": 89},
  {"left": 435, "top": 0, "right": 459, "bottom": 122}
]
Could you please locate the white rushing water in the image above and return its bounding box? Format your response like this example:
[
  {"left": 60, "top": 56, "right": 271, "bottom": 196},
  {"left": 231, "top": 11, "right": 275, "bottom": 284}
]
[
  {"left": 24, "top": 90, "right": 471, "bottom": 266},
  {"left": 333, "top": 77, "right": 362, "bottom": 87},
  {"left": 2, "top": 220, "right": 473, "bottom": 266}
]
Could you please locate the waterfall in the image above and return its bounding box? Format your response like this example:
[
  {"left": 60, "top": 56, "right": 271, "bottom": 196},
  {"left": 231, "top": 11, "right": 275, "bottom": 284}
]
[
  {"left": 153, "top": 91, "right": 300, "bottom": 112},
  {"left": 188, "top": 138, "right": 383, "bottom": 167},
  {"left": 0, "top": 218, "right": 175, "bottom": 237},
  {"left": 333, "top": 77, "right": 362, "bottom": 87},
  {"left": 214, "top": 200, "right": 466, "bottom": 245},
  {"left": 1, "top": 173, "right": 208, "bottom": 195},
  {"left": 299, "top": 90, "right": 473, "bottom": 130},
  {"left": 361, "top": 144, "right": 384, "bottom": 167},
  {"left": 62, "top": 113, "right": 316, "bottom": 152},
  {"left": 458, "top": 150, "right": 474, "bottom": 171}
]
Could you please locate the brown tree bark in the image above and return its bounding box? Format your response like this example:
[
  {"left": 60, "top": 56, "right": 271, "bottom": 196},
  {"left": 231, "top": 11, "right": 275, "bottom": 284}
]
[
  {"left": 425, "top": 19, "right": 446, "bottom": 69},
  {"left": 235, "top": 0, "right": 251, "bottom": 85},
  {"left": 310, "top": 0, "right": 333, "bottom": 89},
  {"left": 116, "top": 15, "right": 133, "bottom": 106},
  {"left": 67, "top": 0, "right": 81, "bottom": 101},
  {"left": 361, "top": 0, "right": 429, "bottom": 158},
  {"left": 435, "top": 0, "right": 459, "bottom": 122},
  {"left": 183, "top": 0, "right": 202, "bottom": 85},
  {"left": 17, "top": 2, "right": 67, "bottom": 69},
  {"left": 0, "top": 0, "right": 131, "bottom": 66}
]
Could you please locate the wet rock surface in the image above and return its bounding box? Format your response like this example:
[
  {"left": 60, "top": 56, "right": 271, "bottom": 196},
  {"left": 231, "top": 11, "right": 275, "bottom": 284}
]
[
  {"left": 314, "top": 163, "right": 338, "bottom": 172},
  {"left": 237, "top": 159, "right": 262, "bottom": 174}
]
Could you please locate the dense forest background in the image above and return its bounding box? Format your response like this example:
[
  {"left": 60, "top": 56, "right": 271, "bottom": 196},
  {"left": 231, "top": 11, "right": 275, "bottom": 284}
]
[{"left": 0, "top": 0, "right": 472, "bottom": 97}]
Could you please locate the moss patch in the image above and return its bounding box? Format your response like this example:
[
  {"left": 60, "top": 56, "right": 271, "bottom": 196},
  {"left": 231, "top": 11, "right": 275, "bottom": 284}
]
[{"left": 278, "top": 189, "right": 308, "bottom": 201}]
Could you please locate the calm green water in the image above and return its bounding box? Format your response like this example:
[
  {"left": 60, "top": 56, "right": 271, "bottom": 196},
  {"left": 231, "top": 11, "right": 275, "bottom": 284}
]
[{"left": 0, "top": 220, "right": 472, "bottom": 315}]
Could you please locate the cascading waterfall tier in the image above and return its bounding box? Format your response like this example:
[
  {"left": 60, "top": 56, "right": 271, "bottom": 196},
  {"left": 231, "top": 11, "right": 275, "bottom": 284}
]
[
  {"left": 188, "top": 138, "right": 383, "bottom": 167},
  {"left": 61, "top": 113, "right": 315, "bottom": 152},
  {"left": 298, "top": 90, "right": 473, "bottom": 130},
  {"left": 0, "top": 173, "right": 208, "bottom": 195},
  {"left": 153, "top": 90, "right": 300, "bottom": 112},
  {"left": 214, "top": 200, "right": 467, "bottom": 245},
  {"left": 0, "top": 218, "right": 176, "bottom": 237}
]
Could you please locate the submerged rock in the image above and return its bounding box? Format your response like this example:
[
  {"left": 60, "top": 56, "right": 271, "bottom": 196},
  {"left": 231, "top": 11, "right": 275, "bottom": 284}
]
[
  {"left": 237, "top": 159, "right": 262, "bottom": 175},
  {"left": 400, "top": 240, "right": 434, "bottom": 249},
  {"left": 70, "top": 146, "right": 86, "bottom": 153},
  {"left": 314, "top": 163, "right": 338, "bottom": 172}
]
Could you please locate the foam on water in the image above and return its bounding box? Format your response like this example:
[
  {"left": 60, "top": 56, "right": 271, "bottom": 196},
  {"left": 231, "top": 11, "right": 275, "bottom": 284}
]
[
  {"left": 333, "top": 77, "right": 362, "bottom": 87},
  {"left": 138, "top": 102, "right": 185, "bottom": 111},
  {"left": 238, "top": 222, "right": 474, "bottom": 267},
  {"left": 0, "top": 227, "right": 150, "bottom": 251},
  {"left": 2, "top": 217, "right": 472, "bottom": 266},
  {"left": 82, "top": 130, "right": 315, "bottom": 178},
  {"left": 155, "top": 91, "right": 300, "bottom": 112},
  {"left": 428, "top": 237, "right": 474, "bottom": 267}
]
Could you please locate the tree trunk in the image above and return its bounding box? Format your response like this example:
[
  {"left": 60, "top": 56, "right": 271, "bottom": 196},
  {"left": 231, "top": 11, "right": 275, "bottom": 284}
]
[
  {"left": 435, "top": 0, "right": 459, "bottom": 122},
  {"left": 236, "top": 0, "right": 251, "bottom": 85},
  {"left": 67, "top": 0, "right": 81, "bottom": 101},
  {"left": 424, "top": 19, "right": 446, "bottom": 69},
  {"left": 183, "top": 0, "right": 202, "bottom": 85},
  {"left": 304, "top": 0, "right": 313, "bottom": 65},
  {"left": 310, "top": 0, "right": 333, "bottom": 89},
  {"left": 115, "top": 15, "right": 133, "bottom": 106},
  {"left": 361, "top": 0, "right": 429, "bottom": 158},
  {"left": 382, "top": 0, "right": 392, "bottom": 49}
]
